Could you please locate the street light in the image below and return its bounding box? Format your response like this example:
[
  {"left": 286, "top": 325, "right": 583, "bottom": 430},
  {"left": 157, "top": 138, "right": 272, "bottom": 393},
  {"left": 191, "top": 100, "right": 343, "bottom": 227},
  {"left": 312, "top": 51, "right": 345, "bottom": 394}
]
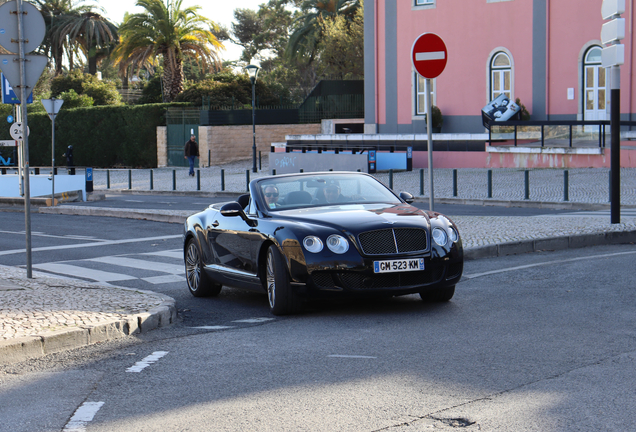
[{"left": 245, "top": 64, "right": 260, "bottom": 173}]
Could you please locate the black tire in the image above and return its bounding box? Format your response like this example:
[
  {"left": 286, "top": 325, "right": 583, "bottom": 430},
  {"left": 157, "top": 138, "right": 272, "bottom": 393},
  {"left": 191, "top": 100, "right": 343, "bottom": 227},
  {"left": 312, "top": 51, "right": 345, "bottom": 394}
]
[
  {"left": 420, "top": 285, "right": 455, "bottom": 302},
  {"left": 185, "top": 238, "right": 222, "bottom": 297},
  {"left": 265, "top": 245, "right": 301, "bottom": 315}
]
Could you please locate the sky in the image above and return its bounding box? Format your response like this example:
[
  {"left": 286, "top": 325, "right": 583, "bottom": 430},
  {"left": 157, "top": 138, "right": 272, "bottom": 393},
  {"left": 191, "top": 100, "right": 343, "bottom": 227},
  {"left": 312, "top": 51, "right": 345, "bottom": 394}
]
[{"left": 97, "top": 0, "right": 266, "bottom": 62}]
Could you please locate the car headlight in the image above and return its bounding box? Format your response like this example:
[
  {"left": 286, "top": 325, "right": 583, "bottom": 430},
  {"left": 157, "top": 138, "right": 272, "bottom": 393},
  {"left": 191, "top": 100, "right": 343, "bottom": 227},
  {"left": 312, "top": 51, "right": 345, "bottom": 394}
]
[
  {"left": 449, "top": 227, "right": 459, "bottom": 243},
  {"left": 326, "top": 234, "right": 349, "bottom": 254},
  {"left": 303, "top": 236, "right": 323, "bottom": 253},
  {"left": 432, "top": 227, "right": 448, "bottom": 246}
]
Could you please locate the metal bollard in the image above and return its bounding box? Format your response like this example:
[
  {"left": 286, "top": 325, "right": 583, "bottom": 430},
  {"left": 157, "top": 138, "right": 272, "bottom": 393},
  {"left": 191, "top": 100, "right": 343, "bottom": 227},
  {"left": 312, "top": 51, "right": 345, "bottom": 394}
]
[
  {"left": 197, "top": 170, "right": 200, "bottom": 191},
  {"left": 487, "top": 170, "right": 492, "bottom": 198},
  {"left": 524, "top": 170, "right": 530, "bottom": 200},
  {"left": 300, "top": 169, "right": 304, "bottom": 173},
  {"left": 107, "top": 169, "right": 110, "bottom": 189},
  {"left": 272, "top": 169, "right": 276, "bottom": 176},
  {"left": 563, "top": 170, "right": 569, "bottom": 202},
  {"left": 420, "top": 169, "right": 424, "bottom": 195},
  {"left": 172, "top": 169, "right": 176, "bottom": 191},
  {"left": 452, "top": 169, "right": 458, "bottom": 197},
  {"left": 221, "top": 169, "right": 225, "bottom": 191},
  {"left": 150, "top": 169, "right": 154, "bottom": 190},
  {"left": 246, "top": 170, "right": 250, "bottom": 192},
  {"left": 128, "top": 169, "right": 132, "bottom": 190},
  {"left": 35, "top": 167, "right": 39, "bottom": 175},
  {"left": 389, "top": 169, "right": 393, "bottom": 189},
  {"left": 259, "top": 151, "right": 262, "bottom": 171}
]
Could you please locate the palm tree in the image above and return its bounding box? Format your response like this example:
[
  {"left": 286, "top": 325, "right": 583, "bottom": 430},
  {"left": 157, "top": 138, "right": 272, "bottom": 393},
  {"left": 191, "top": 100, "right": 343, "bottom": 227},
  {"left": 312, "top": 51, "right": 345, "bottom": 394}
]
[
  {"left": 53, "top": 10, "right": 119, "bottom": 75},
  {"left": 287, "top": 0, "right": 360, "bottom": 62},
  {"left": 113, "top": 0, "right": 224, "bottom": 102},
  {"left": 35, "top": 0, "right": 118, "bottom": 75}
]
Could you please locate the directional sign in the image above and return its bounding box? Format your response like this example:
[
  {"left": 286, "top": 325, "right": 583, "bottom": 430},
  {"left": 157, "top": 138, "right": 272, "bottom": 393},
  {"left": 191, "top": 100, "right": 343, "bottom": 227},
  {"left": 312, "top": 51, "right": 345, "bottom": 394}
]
[
  {"left": 0, "top": 54, "right": 47, "bottom": 102},
  {"left": 2, "top": 73, "right": 33, "bottom": 104},
  {"left": 411, "top": 33, "right": 447, "bottom": 79},
  {"left": 0, "top": 1, "right": 46, "bottom": 54},
  {"left": 9, "top": 122, "right": 29, "bottom": 140}
]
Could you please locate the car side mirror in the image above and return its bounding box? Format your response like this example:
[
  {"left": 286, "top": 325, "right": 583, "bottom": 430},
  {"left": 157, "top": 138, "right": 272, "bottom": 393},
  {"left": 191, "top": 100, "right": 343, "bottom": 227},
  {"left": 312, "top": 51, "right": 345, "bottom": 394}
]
[
  {"left": 399, "top": 191, "right": 415, "bottom": 204},
  {"left": 220, "top": 202, "right": 243, "bottom": 217},
  {"left": 220, "top": 202, "right": 257, "bottom": 227}
]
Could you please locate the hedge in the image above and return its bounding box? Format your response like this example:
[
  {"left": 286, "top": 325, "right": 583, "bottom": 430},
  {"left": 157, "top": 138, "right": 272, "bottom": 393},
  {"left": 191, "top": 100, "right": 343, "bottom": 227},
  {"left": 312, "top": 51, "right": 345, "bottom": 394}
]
[{"left": 0, "top": 103, "right": 188, "bottom": 168}]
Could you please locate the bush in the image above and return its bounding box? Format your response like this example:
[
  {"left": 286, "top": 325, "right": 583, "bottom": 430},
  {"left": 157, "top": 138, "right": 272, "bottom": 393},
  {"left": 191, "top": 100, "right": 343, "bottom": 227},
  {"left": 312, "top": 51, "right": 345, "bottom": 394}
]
[
  {"left": 175, "top": 74, "right": 283, "bottom": 107},
  {"left": 57, "top": 89, "right": 94, "bottom": 108},
  {"left": 0, "top": 103, "right": 188, "bottom": 168},
  {"left": 51, "top": 70, "right": 120, "bottom": 106}
]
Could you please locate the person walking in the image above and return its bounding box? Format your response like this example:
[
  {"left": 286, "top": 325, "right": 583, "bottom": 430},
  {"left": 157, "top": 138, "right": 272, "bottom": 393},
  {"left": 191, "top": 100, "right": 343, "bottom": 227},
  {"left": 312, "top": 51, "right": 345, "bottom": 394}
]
[{"left": 184, "top": 134, "right": 199, "bottom": 177}]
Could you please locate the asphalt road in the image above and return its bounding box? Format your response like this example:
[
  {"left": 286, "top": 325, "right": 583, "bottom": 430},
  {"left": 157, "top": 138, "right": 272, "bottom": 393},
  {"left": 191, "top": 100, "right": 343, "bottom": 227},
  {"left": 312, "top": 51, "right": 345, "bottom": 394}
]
[
  {"left": 1, "top": 244, "right": 635, "bottom": 431},
  {"left": 36, "top": 192, "right": 576, "bottom": 216}
]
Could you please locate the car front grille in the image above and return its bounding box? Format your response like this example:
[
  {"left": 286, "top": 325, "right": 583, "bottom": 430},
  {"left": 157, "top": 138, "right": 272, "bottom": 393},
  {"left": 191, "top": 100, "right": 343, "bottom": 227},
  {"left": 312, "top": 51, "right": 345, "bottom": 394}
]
[
  {"left": 311, "top": 267, "right": 444, "bottom": 291},
  {"left": 357, "top": 228, "right": 428, "bottom": 255}
]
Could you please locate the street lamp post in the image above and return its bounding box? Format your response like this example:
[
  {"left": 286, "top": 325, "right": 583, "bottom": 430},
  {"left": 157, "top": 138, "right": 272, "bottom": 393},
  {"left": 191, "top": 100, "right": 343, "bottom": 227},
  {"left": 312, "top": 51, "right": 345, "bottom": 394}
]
[{"left": 245, "top": 64, "right": 260, "bottom": 173}]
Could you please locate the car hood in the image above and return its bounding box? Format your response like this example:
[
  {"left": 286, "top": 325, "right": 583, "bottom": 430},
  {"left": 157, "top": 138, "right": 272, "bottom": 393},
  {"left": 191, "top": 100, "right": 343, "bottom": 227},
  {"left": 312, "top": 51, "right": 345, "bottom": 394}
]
[{"left": 274, "top": 203, "right": 434, "bottom": 233}]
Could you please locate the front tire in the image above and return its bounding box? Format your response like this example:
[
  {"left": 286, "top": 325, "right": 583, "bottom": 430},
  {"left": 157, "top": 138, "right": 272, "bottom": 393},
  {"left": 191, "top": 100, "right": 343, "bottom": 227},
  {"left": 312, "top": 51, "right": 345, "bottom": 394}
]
[
  {"left": 185, "top": 238, "right": 222, "bottom": 297},
  {"left": 266, "top": 245, "right": 300, "bottom": 315},
  {"left": 420, "top": 285, "right": 455, "bottom": 302}
]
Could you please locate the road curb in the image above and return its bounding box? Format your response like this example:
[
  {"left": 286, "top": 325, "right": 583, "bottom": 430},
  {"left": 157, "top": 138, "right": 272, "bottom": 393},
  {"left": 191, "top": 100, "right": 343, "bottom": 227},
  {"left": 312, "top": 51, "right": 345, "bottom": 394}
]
[
  {"left": 38, "top": 206, "right": 192, "bottom": 223},
  {"left": 464, "top": 229, "right": 636, "bottom": 260},
  {"left": 0, "top": 298, "right": 177, "bottom": 366}
]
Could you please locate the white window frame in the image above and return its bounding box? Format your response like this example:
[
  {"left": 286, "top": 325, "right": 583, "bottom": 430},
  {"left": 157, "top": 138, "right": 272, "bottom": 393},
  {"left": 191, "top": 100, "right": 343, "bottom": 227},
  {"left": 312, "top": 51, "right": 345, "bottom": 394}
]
[
  {"left": 487, "top": 49, "right": 514, "bottom": 103},
  {"left": 413, "top": 72, "right": 436, "bottom": 118},
  {"left": 413, "top": 0, "right": 436, "bottom": 10}
]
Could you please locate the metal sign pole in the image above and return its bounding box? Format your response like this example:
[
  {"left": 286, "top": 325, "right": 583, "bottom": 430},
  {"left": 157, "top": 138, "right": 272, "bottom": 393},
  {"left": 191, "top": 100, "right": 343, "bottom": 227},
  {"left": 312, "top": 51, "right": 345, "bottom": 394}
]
[
  {"left": 16, "top": 0, "right": 32, "bottom": 278},
  {"left": 51, "top": 115, "right": 55, "bottom": 206},
  {"left": 426, "top": 78, "right": 434, "bottom": 211},
  {"left": 610, "top": 65, "right": 620, "bottom": 223}
]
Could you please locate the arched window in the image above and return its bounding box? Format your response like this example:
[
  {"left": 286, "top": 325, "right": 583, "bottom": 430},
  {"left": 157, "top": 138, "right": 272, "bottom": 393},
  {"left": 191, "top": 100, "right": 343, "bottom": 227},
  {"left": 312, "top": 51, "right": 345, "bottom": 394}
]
[
  {"left": 490, "top": 52, "right": 512, "bottom": 101},
  {"left": 583, "top": 46, "right": 606, "bottom": 120}
]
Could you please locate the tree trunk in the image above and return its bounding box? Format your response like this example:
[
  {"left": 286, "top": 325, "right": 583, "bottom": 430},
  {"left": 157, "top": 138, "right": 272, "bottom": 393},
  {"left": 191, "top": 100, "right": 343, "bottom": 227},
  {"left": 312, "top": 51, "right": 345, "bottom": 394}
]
[
  {"left": 162, "top": 57, "right": 184, "bottom": 102},
  {"left": 88, "top": 55, "right": 97, "bottom": 75}
]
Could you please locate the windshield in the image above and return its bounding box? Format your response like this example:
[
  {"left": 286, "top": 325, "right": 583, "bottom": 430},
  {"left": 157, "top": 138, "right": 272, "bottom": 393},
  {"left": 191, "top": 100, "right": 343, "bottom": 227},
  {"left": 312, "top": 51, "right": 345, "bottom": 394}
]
[{"left": 257, "top": 173, "right": 401, "bottom": 211}]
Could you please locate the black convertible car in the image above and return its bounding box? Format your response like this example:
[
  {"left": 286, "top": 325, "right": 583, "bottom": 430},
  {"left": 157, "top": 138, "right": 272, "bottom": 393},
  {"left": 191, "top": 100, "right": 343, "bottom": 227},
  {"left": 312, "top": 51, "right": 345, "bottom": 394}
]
[{"left": 183, "top": 172, "right": 463, "bottom": 315}]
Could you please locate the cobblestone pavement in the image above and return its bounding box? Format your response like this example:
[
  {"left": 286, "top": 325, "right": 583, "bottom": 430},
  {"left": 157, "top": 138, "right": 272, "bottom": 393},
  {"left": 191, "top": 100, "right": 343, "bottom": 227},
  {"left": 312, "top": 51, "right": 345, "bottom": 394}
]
[
  {"left": 85, "top": 162, "right": 636, "bottom": 205},
  {"left": 0, "top": 265, "right": 168, "bottom": 341}
]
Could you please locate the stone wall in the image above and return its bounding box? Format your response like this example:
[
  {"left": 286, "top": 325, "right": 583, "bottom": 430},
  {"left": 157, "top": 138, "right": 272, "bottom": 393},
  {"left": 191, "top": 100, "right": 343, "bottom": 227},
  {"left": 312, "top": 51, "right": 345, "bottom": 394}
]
[
  {"left": 199, "top": 124, "right": 321, "bottom": 167},
  {"left": 157, "top": 126, "right": 167, "bottom": 168}
]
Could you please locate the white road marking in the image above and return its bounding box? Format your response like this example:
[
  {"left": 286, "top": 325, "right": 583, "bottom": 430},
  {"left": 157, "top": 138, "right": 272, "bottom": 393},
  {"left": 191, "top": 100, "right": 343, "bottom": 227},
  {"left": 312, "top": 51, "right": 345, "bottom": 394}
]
[
  {"left": 462, "top": 249, "right": 636, "bottom": 280},
  {"left": 63, "top": 401, "right": 105, "bottom": 432},
  {"left": 142, "top": 274, "right": 184, "bottom": 284},
  {"left": 415, "top": 51, "right": 445, "bottom": 61},
  {"left": 0, "top": 230, "right": 105, "bottom": 241},
  {"left": 328, "top": 355, "right": 377, "bottom": 359},
  {"left": 89, "top": 256, "right": 184, "bottom": 274},
  {"left": 0, "top": 234, "right": 182, "bottom": 256},
  {"left": 143, "top": 249, "right": 183, "bottom": 259},
  {"left": 191, "top": 325, "right": 235, "bottom": 330},
  {"left": 32, "top": 263, "right": 137, "bottom": 282},
  {"left": 232, "top": 317, "right": 275, "bottom": 323},
  {"left": 124, "top": 200, "right": 145, "bottom": 202},
  {"left": 126, "top": 351, "right": 169, "bottom": 373}
]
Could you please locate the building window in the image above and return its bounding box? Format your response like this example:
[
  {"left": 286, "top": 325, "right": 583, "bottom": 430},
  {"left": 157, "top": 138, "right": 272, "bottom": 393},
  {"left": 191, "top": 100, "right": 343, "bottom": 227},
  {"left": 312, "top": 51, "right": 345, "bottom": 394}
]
[
  {"left": 583, "top": 46, "right": 606, "bottom": 121},
  {"left": 415, "top": 73, "right": 436, "bottom": 116},
  {"left": 413, "top": 0, "right": 436, "bottom": 10},
  {"left": 490, "top": 51, "right": 512, "bottom": 101}
]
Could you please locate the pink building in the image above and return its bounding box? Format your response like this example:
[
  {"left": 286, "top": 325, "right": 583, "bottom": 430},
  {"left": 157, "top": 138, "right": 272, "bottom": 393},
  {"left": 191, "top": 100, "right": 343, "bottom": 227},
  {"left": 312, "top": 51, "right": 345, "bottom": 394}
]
[{"left": 364, "top": 0, "right": 636, "bottom": 134}]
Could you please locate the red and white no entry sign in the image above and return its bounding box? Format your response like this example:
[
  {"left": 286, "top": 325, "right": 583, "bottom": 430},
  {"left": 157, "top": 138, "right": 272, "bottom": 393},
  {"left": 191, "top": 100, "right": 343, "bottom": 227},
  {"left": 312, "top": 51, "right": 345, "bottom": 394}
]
[{"left": 411, "top": 33, "right": 447, "bottom": 79}]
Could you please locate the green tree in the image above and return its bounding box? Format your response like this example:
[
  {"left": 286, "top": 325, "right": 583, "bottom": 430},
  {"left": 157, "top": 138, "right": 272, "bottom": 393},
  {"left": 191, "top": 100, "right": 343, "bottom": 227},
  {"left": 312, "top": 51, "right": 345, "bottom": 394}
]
[
  {"left": 113, "top": 0, "right": 224, "bottom": 102},
  {"left": 51, "top": 70, "right": 121, "bottom": 105},
  {"left": 315, "top": 0, "right": 363, "bottom": 79},
  {"left": 287, "top": 0, "right": 360, "bottom": 63}
]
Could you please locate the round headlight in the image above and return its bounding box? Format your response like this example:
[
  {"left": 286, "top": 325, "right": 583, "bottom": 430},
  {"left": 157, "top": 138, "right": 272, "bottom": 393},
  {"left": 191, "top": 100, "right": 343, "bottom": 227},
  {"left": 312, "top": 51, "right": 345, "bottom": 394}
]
[
  {"left": 303, "top": 236, "right": 323, "bottom": 253},
  {"left": 449, "top": 227, "right": 459, "bottom": 243},
  {"left": 326, "top": 234, "right": 349, "bottom": 254},
  {"left": 432, "top": 227, "right": 448, "bottom": 246}
]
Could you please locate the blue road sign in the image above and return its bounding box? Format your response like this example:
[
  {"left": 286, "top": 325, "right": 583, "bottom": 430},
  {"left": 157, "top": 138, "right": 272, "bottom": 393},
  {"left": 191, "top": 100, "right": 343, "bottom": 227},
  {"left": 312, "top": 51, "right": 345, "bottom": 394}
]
[
  {"left": 2, "top": 73, "right": 33, "bottom": 104},
  {"left": 7, "top": 115, "right": 13, "bottom": 123}
]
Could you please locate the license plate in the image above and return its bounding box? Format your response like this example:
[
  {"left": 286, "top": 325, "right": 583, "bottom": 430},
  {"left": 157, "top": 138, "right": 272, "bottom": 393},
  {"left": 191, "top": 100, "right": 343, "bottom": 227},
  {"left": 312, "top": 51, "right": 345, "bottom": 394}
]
[{"left": 373, "top": 258, "right": 425, "bottom": 273}]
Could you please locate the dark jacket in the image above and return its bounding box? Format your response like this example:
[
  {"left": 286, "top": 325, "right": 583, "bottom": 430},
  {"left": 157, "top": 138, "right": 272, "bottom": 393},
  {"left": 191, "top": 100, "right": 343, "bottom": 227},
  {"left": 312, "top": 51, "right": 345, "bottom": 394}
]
[{"left": 184, "top": 139, "right": 199, "bottom": 157}]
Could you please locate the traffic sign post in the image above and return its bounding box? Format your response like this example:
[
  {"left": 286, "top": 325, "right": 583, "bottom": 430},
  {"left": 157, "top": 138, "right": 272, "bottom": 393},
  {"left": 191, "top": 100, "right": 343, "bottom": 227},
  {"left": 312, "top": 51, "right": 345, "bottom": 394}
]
[
  {"left": 41, "top": 98, "right": 64, "bottom": 206},
  {"left": 601, "top": 0, "right": 624, "bottom": 224},
  {"left": 0, "top": 0, "right": 46, "bottom": 278},
  {"left": 412, "top": 33, "right": 447, "bottom": 212}
]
